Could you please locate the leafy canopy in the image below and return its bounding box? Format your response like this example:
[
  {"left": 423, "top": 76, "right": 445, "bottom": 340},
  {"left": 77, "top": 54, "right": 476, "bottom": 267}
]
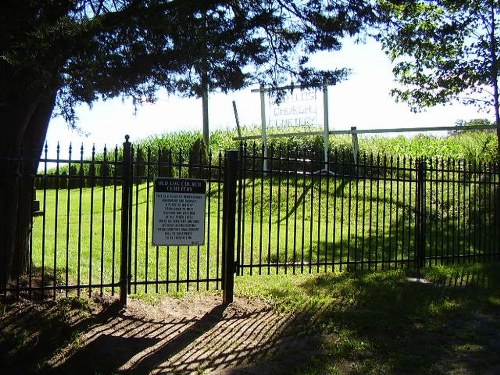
[
  {"left": 377, "top": 0, "right": 500, "bottom": 118},
  {"left": 0, "top": 0, "right": 378, "bottom": 125}
]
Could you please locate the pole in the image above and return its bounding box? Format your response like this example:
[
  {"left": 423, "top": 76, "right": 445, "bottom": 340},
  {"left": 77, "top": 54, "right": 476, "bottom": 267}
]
[
  {"left": 222, "top": 150, "right": 239, "bottom": 305},
  {"left": 120, "top": 135, "right": 132, "bottom": 306},
  {"left": 260, "top": 84, "right": 268, "bottom": 171},
  {"left": 232, "top": 100, "right": 242, "bottom": 139},
  {"left": 351, "top": 126, "right": 359, "bottom": 174},
  {"left": 202, "top": 74, "right": 210, "bottom": 147},
  {"left": 323, "top": 83, "right": 330, "bottom": 171}
]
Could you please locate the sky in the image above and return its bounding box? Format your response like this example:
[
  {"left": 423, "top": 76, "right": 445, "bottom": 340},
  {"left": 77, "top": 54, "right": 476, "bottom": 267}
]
[{"left": 45, "top": 38, "right": 486, "bottom": 155}]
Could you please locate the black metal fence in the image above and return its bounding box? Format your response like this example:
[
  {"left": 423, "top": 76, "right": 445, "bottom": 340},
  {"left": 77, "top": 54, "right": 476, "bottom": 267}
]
[
  {"left": 1, "top": 138, "right": 499, "bottom": 301},
  {"left": 236, "top": 145, "right": 500, "bottom": 274},
  {"left": 0, "top": 138, "right": 229, "bottom": 302}
]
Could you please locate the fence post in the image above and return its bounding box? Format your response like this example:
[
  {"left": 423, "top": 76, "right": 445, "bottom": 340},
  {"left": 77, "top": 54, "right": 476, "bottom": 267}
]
[
  {"left": 222, "top": 149, "right": 239, "bottom": 305},
  {"left": 415, "top": 160, "right": 426, "bottom": 269},
  {"left": 120, "top": 135, "right": 132, "bottom": 306}
]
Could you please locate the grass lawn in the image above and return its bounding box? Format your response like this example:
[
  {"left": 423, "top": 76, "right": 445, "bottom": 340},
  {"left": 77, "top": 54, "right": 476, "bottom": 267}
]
[
  {"left": 235, "top": 262, "right": 500, "bottom": 374},
  {"left": 30, "top": 170, "right": 497, "bottom": 296}
]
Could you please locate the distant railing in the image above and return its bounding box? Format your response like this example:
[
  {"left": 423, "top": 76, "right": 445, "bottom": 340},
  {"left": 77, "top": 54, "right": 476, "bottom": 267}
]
[
  {"left": 234, "top": 124, "right": 500, "bottom": 140},
  {"left": 234, "top": 124, "right": 500, "bottom": 168}
]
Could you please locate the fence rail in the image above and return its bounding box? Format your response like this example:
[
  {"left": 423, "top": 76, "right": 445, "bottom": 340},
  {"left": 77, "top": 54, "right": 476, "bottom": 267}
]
[{"left": 1, "top": 138, "right": 499, "bottom": 301}]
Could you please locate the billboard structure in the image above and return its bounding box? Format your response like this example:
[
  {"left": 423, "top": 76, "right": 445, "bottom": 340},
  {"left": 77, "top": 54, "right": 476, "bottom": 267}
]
[{"left": 250, "top": 83, "right": 330, "bottom": 172}]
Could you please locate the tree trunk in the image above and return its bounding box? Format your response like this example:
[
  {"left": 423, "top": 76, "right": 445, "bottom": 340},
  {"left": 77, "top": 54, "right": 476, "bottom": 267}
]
[
  {"left": 487, "top": 0, "right": 500, "bottom": 152},
  {"left": 0, "top": 90, "right": 56, "bottom": 287},
  {"left": 0, "top": 160, "right": 22, "bottom": 288}
]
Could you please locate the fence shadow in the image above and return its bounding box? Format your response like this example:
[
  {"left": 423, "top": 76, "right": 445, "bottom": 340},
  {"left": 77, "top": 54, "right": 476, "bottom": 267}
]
[
  {"left": 50, "top": 304, "right": 226, "bottom": 374},
  {"left": 0, "top": 298, "right": 122, "bottom": 375},
  {"left": 424, "top": 262, "right": 500, "bottom": 289},
  {"left": 228, "top": 266, "right": 500, "bottom": 374},
  {"left": 126, "top": 305, "right": 226, "bottom": 374},
  {"left": 2, "top": 263, "right": 500, "bottom": 375},
  {"left": 0, "top": 296, "right": 301, "bottom": 374}
]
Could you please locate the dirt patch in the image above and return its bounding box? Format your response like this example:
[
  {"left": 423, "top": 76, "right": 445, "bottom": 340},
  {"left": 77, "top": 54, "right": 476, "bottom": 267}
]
[{"left": 1, "top": 294, "right": 320, "bottom": 374}]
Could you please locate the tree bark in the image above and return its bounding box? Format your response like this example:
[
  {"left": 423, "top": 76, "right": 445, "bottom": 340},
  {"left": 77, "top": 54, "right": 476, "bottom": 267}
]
[
  {"left": 487, "top": 0, "right": 500, "bottom": 151},
  {"left": 0, "top": 90, "right": 56, "bottom": 287}
]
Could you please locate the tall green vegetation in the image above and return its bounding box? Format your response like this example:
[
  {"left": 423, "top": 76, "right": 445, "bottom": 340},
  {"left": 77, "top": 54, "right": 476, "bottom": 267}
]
[
  {"left": 133, "top": 119, "right": 499, "bottom": 164},
  {"left": 40, "top": 119, "right": 499, "bottom": 187}
]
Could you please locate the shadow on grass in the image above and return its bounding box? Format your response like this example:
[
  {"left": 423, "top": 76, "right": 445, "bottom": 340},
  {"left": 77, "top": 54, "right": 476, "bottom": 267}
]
[
  {"left": 1, "top": 264, "right": 499, "bottom": 375},
  {"left": 230, "top": 263, "right": 500, "bottom": 375}
]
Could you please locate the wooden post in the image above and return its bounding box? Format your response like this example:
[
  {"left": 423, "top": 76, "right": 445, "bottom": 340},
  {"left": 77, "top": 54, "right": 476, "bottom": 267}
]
[
  {"left": 351, "top": 127, "right": 360, "bottom": 176},
  {"left": 233, "top": 100, "right": 242, "bottom": 139},
  {"left": 351, "top": 127, "right": 359, "bottom": 166}
]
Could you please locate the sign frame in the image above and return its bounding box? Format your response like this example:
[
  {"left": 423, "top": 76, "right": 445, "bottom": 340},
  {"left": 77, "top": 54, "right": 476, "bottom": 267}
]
[{"left": 250, "top": 83, "right": 331, "bottom": 172}]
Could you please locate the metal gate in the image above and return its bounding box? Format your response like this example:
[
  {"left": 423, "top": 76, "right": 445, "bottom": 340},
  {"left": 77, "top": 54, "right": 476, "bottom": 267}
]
[{"left": 123, "top": 139, "right": 231, "bottom": 304}]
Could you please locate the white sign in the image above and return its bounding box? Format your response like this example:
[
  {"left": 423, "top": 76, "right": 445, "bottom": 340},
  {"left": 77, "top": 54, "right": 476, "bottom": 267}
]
[
  {"left": 267, "top": 88, "right": 323, "bottom": 132},
  {"left": 251, "top": 83, "right": 330, "bottom": 170},
  {"left": 152, "top": 178, "right": 206, "bottom": 246}
]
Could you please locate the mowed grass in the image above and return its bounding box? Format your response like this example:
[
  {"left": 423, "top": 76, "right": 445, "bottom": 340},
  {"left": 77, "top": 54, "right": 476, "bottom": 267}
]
[
  {"left": 236, "top": 262, "right": 500, "bottom": 374},
  {"left": 237, "top": 175, "right": 418, "bottom": 272},
  {"left": 31, "top": 175, "right": 417, "bottom": 293},
  {"left": 30, "top": 167, "right": 495, "bottom": 296},
  {"left": 31, "top": 181, "right": 226, "bottom": 294}
]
